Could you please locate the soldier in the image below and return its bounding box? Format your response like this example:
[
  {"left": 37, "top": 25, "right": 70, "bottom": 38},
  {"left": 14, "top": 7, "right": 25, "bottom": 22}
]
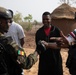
[{"left": 0, "top": 7, "right": 38, "bottom": 75}]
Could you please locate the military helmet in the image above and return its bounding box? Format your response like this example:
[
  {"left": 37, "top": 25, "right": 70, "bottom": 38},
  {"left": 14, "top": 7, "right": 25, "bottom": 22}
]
[
  {"left": 0, "top": 7, "right": 12, "bottom": 19},
  {"left": 8, "top": 9, "right": 13, "bottom": 18}
]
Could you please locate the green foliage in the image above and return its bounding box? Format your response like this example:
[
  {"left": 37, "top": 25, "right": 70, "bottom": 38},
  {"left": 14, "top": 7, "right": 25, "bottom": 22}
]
[
  {"left": 19, "top": 21, "right": 33, "bottom": 31},
  {"left": 24, "top": 14, "right": 32, "bottom": 22},
  {"left": 13, "top": 11, "right": 23, "bottom": 23},
  {"left": 13, "top": 11, "right": 41, "bottom": 31},
  {"left": 34, "top": 20, "right": 38, "bottom": 25},
  {"left": 23, "top": 14, "right": 33, "bottom": 31},
  {"left": 25, "top": 23, "right": 33, "bottom": 31}
]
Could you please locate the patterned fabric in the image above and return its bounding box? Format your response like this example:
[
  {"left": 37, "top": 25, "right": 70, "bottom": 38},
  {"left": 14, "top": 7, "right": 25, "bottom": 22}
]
[
  {"left": 0, "top": 32, "right": 38, "bottom": 75},
  {"left": 69, "top": 29, "right": 76, "bottom": 40},
  {"left": 8, "top": 37, "right": 38, "bottom": 69}
]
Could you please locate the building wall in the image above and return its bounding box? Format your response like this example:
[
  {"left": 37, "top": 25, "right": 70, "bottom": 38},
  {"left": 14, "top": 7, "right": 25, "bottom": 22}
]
[{"left": 51, "top": 19, "right": 76, "bottom": 35}]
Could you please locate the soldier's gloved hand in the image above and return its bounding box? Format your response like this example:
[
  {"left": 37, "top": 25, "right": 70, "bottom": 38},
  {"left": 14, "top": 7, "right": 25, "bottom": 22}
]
[
  {"left": 17, "top": 54, "right": 26, "bottom": 68},
  {"left": 24, "top": 51, "right": 38, "bottom": 69},
  {"left": 28, "top": 51, "right": 38, "bottom": 64}
]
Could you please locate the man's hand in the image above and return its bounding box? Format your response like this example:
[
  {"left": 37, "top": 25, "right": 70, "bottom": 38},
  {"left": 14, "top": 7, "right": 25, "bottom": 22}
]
[
  {"left": 41, "top": 40, "right": 60, "bottom": 49},
  {"left": 50, "top": 31, "right": 69, "bottom": 48},
  {"left": 41, "top": 40, "right": 48, "bottom": 47}
]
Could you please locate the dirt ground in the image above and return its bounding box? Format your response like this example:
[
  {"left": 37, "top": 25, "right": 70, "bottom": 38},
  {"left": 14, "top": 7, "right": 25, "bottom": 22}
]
[{"left": 23, "top": 26, "right": 70, "bottom": 75}]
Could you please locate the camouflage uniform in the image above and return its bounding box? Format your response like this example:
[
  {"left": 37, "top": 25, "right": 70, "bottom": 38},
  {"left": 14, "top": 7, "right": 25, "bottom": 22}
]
[
  {"left": 0, "top": 7, "right": 38, "bottom": 75},
  {"left": 0, "top": 31, "right": 38, "bottom": 75}
]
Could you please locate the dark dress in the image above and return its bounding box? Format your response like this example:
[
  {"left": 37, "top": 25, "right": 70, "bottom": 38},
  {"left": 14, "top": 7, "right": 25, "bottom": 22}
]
[
  {"left": 35, "top": 25, "right": 63, "bottom": 75},
  {"left": 66, "top": 44, "right": 76, "bottom": 75}
]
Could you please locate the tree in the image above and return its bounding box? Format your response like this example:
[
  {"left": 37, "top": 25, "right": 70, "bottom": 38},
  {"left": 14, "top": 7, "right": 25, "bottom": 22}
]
[
  {"left": 24, "top": 14, "right": 32, "bottom": 22},
  {"left": 13, "top": 11, "right": 23, "bottom": 23},
  {"left": 33, "top": 20, "right": 38, "bottom": 30},
  {"left": 59, "top": 0, "right": 76, "bottom": 5},
  {"left": 24, "top": 14, "right": 33, "bottom": 31}
]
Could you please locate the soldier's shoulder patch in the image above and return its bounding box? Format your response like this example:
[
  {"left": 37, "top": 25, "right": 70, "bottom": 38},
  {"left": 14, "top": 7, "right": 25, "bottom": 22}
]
[{"left": 18, "top": 50, "right": 24, "bottom": 56}]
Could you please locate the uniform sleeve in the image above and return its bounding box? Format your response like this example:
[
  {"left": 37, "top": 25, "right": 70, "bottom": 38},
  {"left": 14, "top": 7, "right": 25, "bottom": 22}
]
[
  {"left": 22, "top": 51, "right": 38, "bottom": 69},
  {"left": 10, "top": 41, "right": 38, "bottom": 69}
]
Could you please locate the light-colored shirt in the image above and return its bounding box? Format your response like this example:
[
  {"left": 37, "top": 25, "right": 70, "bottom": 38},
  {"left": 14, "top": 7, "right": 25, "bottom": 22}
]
[{"left": 4, "top": 21, "right": 25, "bottom": 47}]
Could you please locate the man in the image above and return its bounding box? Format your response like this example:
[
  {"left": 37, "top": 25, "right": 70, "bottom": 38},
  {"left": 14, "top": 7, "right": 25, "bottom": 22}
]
[
  {"left": 0, "top": 6, "right": 38, "bottom": 75},
  {"left": 4, "top": 9, "right": 25, "bottom": 47},
  {"left": 35, "top": 11, "right": 63, "bottom": 75}
]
